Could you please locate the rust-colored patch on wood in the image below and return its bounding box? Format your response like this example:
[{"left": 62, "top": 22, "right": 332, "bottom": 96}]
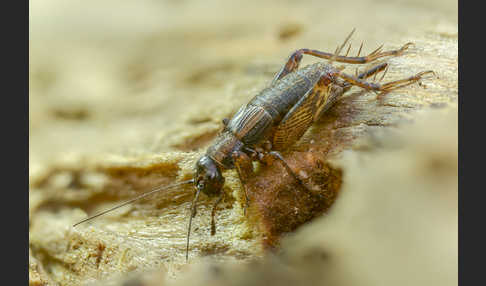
[{"left": 247, "top": 150, "right": 342, "bottom": 249}]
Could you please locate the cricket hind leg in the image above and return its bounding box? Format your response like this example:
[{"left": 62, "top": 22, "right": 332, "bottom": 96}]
[
  {"left": 342, "top": 62, "right": 389, "bottom": 92},
  {"left": 337, "top": 70, "right": 435, "bottom": 93},
  {"left": 272, "top": 30, "right": 413, "bottom": 83},
  {"left": 313, "top": 64, "right": 390, "bottom": 121}
]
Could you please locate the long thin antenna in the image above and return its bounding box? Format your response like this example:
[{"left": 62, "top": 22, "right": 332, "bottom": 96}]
[
  {"left": 186, "top": 187, "right": 202, "bottom": 261},
  {"left": 73, "top": 179, "right": 194, "bottom": 227}
]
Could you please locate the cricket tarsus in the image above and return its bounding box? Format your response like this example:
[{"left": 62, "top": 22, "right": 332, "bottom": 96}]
[{"left": 72, "top": 179, "right": 194, "bottom": 227}]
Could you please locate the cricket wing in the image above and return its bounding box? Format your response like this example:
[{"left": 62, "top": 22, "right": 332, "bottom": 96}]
[{"left": 272, "top": 85, "right": 328, "bottom": 150}]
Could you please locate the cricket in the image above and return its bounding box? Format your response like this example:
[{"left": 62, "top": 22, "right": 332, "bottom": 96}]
[{"left": 73, "top": 29, "right": 435, "bottom": 261}]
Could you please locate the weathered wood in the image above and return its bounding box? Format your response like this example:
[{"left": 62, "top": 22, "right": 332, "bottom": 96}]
[{"left": 29, "top": 0, "right": 457, "bottom": 284}]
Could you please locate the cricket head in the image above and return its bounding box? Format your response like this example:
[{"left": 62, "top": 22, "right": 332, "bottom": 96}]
[
  {"left": 186, "top": 155, "right": 225, "bottom": 261},
  {"left": 194, "top": 155, "right": 225, "bottom": 197}
]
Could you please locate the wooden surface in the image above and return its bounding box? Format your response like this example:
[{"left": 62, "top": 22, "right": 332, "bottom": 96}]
[{"left": 29, "top": 0, "right": 457, "bottom": 285}]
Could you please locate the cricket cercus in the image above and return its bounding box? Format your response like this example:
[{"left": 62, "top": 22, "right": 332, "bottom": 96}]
[{"left": 73, "top": 29, "right": 435, "bottom": 261}]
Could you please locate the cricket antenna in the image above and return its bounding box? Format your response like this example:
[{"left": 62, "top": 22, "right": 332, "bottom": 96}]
[
  {"left": 186, "top": 187, "right": 202, "bottom": 261},
  {"left": 73, "top": 179, "right": 195, "bottom": 227}
]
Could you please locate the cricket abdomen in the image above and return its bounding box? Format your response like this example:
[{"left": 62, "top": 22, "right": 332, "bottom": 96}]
[
  {"left": 226, "top": 63, "right": 327, "bottom": 148},
  {"left": 249, "top": 63, "right": 325, "bottom": 122}
]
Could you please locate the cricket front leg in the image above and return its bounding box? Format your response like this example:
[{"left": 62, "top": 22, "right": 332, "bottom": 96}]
[
  {"left": 245, "top": 145, "right": 321, "bottom": 197},
  {"left": 210, "top": 195, "right": 223, "bottom": 235},
  {"left": 232, "top": 151, "right": 254, "bottom": 215},
  {"left": 259, "top": 150, "right": 317, "bottom": 197}
]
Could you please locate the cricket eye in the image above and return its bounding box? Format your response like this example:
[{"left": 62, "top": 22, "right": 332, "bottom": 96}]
[
  {"left": 206, "top": 172, "right": 216, "bottom": 181},
  {"left": 197, "top": 180, "right": 205, "bottom": 191}
]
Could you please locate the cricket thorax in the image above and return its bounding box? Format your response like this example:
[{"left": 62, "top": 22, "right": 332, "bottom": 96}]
[
  {"left": 228, "top": 105, "right": 274, "bottom": 145},
  {"left": 206, "top": 130, "right": 244, "bottom": 169}
]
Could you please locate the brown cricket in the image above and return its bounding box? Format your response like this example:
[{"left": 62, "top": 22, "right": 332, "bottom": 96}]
[{"left": 73, "top": 29, "right": 434, "bottom": 261}]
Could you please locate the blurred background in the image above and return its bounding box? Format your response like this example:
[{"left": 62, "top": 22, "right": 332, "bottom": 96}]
[
  {"left": 29, "top": 0, "right": 457, "bottom": 171},
  {"left": 29, "top": 0, "right": 457, "bottom": 285}
]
